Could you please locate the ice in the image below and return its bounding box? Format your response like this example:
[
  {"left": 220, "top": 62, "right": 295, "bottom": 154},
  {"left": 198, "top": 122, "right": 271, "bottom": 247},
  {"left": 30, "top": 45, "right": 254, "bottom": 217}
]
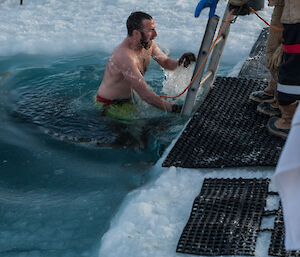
[
  {"left": 99, "top": 164, "right": 275, "bottom": 257},
  {"left": 0, "top": 0, "right": 272, "bottom": 61}
]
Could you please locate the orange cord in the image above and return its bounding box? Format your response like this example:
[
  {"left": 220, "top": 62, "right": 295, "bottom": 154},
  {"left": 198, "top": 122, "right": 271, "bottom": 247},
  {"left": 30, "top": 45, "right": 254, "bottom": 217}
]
[
  {"left": 249, "top": 7, "right": 283, "bottom": 32},
  {"left": 160, "top": 9, "right": 234, "bottom": 99}
]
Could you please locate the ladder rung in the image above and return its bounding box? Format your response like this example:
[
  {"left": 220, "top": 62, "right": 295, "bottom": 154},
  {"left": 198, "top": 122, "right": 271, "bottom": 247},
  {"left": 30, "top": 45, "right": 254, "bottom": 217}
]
[
  {"left": 199, "top": 71, "right": 213, "bottom": 87},
  {"left": 214, "top": 36, "right": 224, "bottom": 46}
]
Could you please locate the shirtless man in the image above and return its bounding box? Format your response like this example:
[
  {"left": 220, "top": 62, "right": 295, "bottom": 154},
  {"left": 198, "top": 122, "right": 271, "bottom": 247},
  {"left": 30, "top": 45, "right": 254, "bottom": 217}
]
[{"left": 96, "top": 11, "right": 196, "bottom": 113}]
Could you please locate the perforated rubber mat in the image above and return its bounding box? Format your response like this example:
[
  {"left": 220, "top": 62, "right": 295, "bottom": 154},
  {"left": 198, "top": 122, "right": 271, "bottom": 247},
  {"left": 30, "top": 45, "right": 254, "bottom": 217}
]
[
  {"left": 163, "top": 77, "right": 285, "bottom": 168},
  {"left": 176, "top": 178, "right": 269, "bottom": 256},
  {"left": 177, "top": 178, "right": 269, "bottom": 256},
  {"left": 269, "top": 206, "right": 300, "bottom": 257}
]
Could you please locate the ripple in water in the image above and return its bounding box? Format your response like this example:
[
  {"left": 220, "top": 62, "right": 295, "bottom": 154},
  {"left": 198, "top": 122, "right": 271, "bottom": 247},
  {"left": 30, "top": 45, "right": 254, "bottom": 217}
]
[{"left": 4, "top": 54, "right": 184, "bottom": 152}]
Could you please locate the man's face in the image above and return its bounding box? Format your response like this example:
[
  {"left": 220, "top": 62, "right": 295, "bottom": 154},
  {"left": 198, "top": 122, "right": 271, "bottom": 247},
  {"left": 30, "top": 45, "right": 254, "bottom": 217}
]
[{"left": 139, "top": 19, "right": 157, "bottom": 50}]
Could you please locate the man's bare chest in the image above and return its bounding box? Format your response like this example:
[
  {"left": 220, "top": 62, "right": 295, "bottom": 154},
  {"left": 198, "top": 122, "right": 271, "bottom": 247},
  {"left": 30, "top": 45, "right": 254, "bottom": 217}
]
[{"left": 136, "top": 53, "right": 150, "bottom": 75}]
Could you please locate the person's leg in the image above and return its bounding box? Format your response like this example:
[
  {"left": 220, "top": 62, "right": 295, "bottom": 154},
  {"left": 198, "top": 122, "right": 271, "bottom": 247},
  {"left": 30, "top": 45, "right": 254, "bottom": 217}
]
[
  {"left": 249, "top": 4, "right": 283, "bottom": 103},
  {"left": 267, "top": 23, "right": 300, "bottom": 138}
]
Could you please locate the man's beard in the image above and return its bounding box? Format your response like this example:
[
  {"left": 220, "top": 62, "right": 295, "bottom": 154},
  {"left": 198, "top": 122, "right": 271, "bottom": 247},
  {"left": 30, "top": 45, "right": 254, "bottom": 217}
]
[{"left": 140, "top": 32, "right": 152, "bottom": 50}]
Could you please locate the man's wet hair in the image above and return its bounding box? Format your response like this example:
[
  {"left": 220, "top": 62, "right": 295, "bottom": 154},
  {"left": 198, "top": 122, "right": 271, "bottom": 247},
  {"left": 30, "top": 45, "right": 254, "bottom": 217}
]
[{"left": 126, "top": 12, "right": 153, "bottom": 36}]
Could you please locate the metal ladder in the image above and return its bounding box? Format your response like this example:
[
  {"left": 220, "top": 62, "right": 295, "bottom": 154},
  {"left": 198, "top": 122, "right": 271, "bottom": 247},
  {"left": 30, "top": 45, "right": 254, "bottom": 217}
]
[{"left": 181, "top": 4, "right": 233, "bottom": 116}]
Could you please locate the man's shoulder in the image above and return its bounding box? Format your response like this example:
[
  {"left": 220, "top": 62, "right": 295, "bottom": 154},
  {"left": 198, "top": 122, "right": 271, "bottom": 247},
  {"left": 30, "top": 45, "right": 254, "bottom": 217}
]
[
  {"left": 107, "top": 47, "right": 136, "bottom": 73},
  {"left": 111, "top": 45, "right": 136, "bottom": 65}
]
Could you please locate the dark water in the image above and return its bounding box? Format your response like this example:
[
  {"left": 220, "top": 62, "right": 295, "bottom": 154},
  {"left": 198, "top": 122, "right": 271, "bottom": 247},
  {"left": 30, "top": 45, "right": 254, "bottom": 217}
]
[{"left": 0, "top": 52, "right": 185, "bottom": 257}]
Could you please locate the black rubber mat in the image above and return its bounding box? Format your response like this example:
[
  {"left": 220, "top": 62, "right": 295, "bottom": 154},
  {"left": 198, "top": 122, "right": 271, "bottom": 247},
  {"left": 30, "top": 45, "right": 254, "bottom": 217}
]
[
  {"left": 269, "top": 206, "right": 300, "bottom": 257},
  {"left": 163, "top": 77, "right": 285, "bottom": 168},
  {"left": 177, "top": 178, "right": 269, "bottom": 256}
]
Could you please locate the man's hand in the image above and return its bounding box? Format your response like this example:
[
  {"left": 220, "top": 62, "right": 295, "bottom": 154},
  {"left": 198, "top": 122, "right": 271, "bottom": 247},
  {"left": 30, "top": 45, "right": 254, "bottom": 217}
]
[
  {"left": 194, "top": 0, "right": 219, "bottom": 18},
  {"left": 178, "top": 52, "right": 196, "bottom": 68},
  {"left": 171, "top": 104, "right": 183, "bottom": 113}
]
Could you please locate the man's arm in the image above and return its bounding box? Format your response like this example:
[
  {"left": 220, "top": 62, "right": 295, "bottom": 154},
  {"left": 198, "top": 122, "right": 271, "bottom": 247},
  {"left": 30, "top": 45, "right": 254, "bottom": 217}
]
[
  {"left": 117, "top": 51, "right": 174, "bottom": 111},
  {"left": 151, "top": 42, "right": 196, "bottom": 69},
  {"left": 151, "top": 42, "right": 179, "bottom": 70}
]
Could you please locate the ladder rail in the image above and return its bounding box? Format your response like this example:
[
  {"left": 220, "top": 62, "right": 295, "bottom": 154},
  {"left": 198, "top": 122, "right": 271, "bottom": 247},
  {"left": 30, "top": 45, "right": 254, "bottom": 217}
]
[
  {"left": 181, "top": 15, "right": 219, "bottom": 116},
  {"left": 193, "top": 5, "right": 233, "bottom": 113},
  {"left": 181, "top": 4, "right": 233, "bottom": 116}
]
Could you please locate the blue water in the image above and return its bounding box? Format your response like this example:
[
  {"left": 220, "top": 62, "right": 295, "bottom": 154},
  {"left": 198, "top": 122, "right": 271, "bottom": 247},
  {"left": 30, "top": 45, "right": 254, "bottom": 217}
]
[{"left": 0, "top": 51, "right": 196, "bottom": 257}]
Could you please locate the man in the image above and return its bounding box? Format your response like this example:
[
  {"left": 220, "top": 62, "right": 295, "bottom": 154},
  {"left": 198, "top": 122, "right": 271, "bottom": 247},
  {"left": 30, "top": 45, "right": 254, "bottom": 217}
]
[{"left": 96, "top": 11, "right": 196, "bottom": 116}]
